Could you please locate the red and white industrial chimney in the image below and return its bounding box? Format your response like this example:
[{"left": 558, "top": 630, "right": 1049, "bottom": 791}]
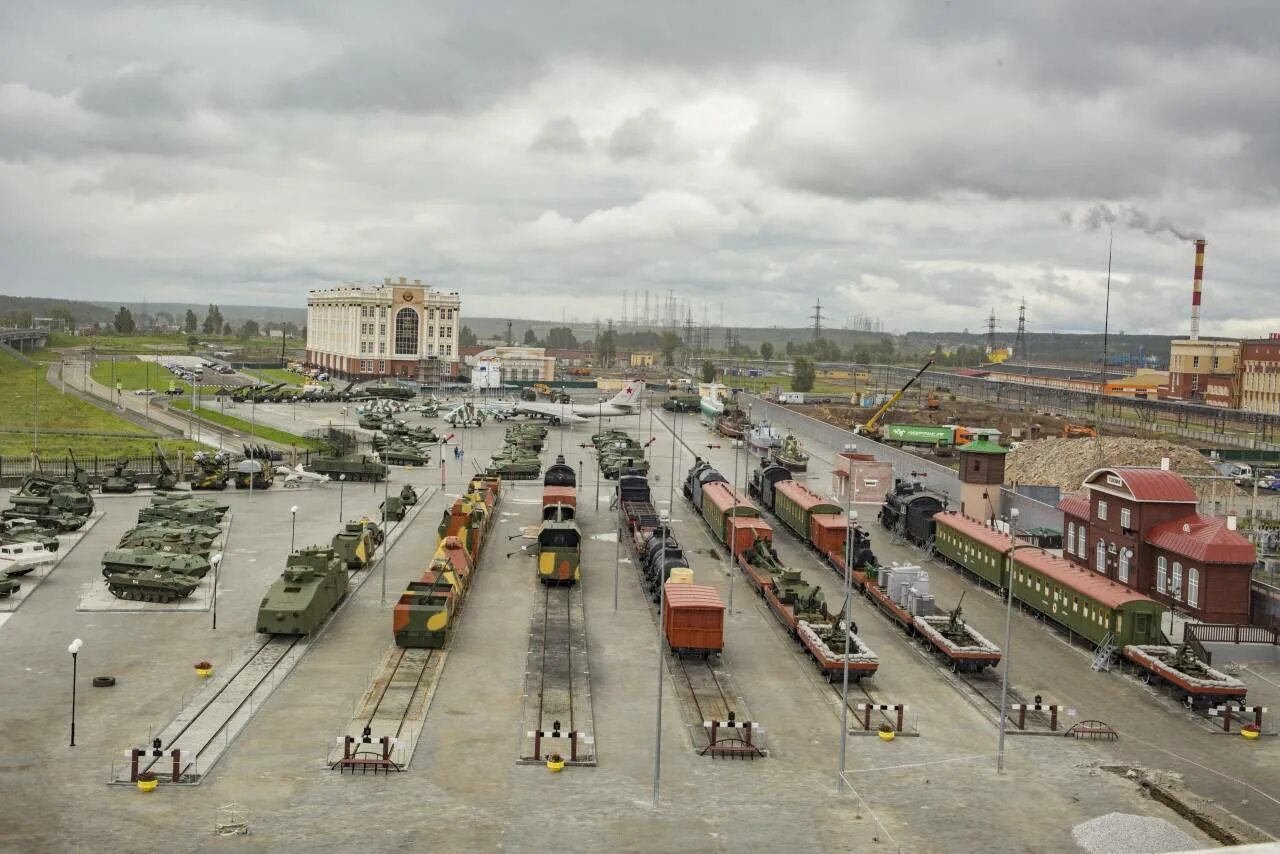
[{"left": 1189, "top": 238, "right": 1206, "bottom": 341}]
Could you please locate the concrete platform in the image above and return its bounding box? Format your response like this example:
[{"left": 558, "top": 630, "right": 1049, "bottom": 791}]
[
  {"left": 0, "top": 512, "right": 102, "bottom": 614},
  {"left": 518, "top": 579, "right": 596, "bottom": 765}
]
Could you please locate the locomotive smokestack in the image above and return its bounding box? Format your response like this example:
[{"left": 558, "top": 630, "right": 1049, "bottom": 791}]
[{"left": 1190, "top": 238, "right": 1206, "bottom": 341}]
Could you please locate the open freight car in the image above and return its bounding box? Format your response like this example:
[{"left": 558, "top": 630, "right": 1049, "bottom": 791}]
[{"left": 617, "top": 473, "right": 691, "bottom": 602}]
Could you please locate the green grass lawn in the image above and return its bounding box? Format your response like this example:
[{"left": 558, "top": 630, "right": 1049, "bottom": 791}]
[
  {"left": 0, "top": 349, "right": 200, "bottom": 457},
  {"left": 88, "top": 358, "right": 239, "bottom": 393},
  {"left": 733, "top": 373, "right": 856, "bottom": 396},
  {"left": 169, "top": 399, "right": 321, "bottom": 449},
  {"left": 244, "top": 367, "right": 305, "bottom": 387}
]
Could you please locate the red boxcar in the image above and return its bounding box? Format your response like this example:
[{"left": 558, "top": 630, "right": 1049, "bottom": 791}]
[
  {"left": 726, "top": 516, "right": 773, "bottom": 560},
  {"left": 663, "top": 582, "right": 725, "bottom": 656},
  {"left": 808, "top": 513, "right": 847, "bottom": 563},
  {"left": 543, "top": 485, "right": 577, "bottom": 509}
]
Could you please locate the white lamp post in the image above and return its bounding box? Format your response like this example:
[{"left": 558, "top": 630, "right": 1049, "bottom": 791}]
[
  {"left": 210, "top": 552, "right": 223, "bottom": 630},
  {"left": 290, "top": 505, "right": 299, "bottom": 552},
  {"left": 338, "top": 473, "right": 346, "bottom": 522},
  {"left": 68, "top": 638, "right": 83, "bottom": 747},
  {"left": 653, "top": 510, "right": 669, "bottom": 808}
]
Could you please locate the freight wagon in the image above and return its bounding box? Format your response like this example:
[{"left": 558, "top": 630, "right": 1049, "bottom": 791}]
[
  {"left": 618, "top": 473, "right": 691, "bottom": 602},
  {"left": 663, "top": 581, "right": 725, "bottom": 656},
  {"left": 932, "top": 512, "right": 1164, "bottom": 649}
]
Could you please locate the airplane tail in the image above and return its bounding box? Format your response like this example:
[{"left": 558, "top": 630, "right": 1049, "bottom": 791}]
[{"left": 608, "top": 380, "right": 645, "bottom": 408}]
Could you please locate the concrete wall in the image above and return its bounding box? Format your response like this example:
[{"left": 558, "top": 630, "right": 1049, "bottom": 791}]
[{"left": 1001, "top": 488, "right": 1063, "bottom": 533}]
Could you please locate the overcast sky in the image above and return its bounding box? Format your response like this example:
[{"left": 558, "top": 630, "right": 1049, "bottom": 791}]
[{"left": 2, "top": 2, "right": 1278, "bottom": 336}]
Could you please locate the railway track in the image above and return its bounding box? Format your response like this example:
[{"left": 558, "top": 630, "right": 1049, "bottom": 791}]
[
  {"left": 139, "top": 634, "right": 304, "bottom": 781},
  {"left": 362, "top": 647, "right": 441, "bottom": 742},
  {"left": 520, "top": 579, "right": 595, "bottom": 764}
]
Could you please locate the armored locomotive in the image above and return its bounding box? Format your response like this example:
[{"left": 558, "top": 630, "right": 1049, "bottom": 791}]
[{"left": 257, "top": 546, "right": 348, "bottom": 635}]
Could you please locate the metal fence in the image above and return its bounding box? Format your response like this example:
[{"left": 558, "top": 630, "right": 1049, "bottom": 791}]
[
  {"left": 1187, "top": 622, "right": 1280, "bottom": 645},
  {"left": 0, "top": 450, "right": 310, "bottom": 488}
]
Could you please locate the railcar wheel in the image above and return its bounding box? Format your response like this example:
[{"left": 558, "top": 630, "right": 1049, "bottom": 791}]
[{"left": 1141, "top": 670, "right": 1153, "bottom": 684}]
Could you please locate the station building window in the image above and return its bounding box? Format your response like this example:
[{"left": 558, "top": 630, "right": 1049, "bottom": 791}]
[
  {"left": 1157, "top": 557, "right": 1167, "bottom": 593},
  {"left": 1119, "top": 507, "right": 1131, "bottom": 529},
  {"left": 1118, "top": 548, "right": 1129, "bottom": 583},
  {"left": 394, "top": 308, "right": 419, "bottom": 356},
  {"left": 1067, "top": 522, "right": 1075, "bottom": 556},
  {"left": 1076, "top": 526, "right": 1086, "bottom": 556},
  {"left": 1097, "top": 500, "right": 1108, "bottom": 521},
  {"left": 1171, "top": 562, "right": 1183, "bottom": 600},
  {"left": 1096, "top": 539, "right": 1106, "bottom": 573},
  {"left": 1187, "top": 568, "right": 1199, "bottom": 608}
]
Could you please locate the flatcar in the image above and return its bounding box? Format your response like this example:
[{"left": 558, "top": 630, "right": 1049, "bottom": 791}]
[
  {"left": 932, "top": 512, "right": 1164, "bottom": 648},
  {"left": 879, "top": 480, "right": 947, "bottom": 547},
  {"left": 257, "top": 546, "right": 348, "bottom": 635},
  {"left": 737, "top": 538, "right": 878, "bottom": 680}
]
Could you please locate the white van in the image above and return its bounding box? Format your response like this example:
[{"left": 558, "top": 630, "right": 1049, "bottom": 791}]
[{"left": 0, "top": 541, "right": 54, "bottom": 577}]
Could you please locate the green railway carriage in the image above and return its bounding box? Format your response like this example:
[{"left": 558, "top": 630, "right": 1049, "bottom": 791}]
[
  {"left": 700, "top": 481, "right": 759, "bottom": 546},
  {"left": 933, "top": 512, "right": 1164, "bottom": 647},
  {"left": 933, "top": 513, "right": 1007, "bottom": 588},
  {"left": 772, "top": 480, "right": 841, "bottom": 542}
]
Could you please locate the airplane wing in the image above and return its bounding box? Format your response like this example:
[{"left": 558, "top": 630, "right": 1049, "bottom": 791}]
[{"left": 511, "top": 401, "right": 590, "bottom": 422}]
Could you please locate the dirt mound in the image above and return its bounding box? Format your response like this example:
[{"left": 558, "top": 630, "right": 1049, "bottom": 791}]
[{"left": 1007, "top": 436, "right": 1218, "bottom": 492}]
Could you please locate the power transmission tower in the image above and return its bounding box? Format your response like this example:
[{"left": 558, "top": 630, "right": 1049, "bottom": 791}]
[
  {"left": 811, "top": 298, "right": 824, "bottom": 340},
  {"left": 985, "top": 309, "right": 999, "bottom": 355},
  {"left": 1014, "top": 299, "right": 1027, "bottom": 362},
  {"left": 505, "top": 319, "right": 513, "bottom": 346}
]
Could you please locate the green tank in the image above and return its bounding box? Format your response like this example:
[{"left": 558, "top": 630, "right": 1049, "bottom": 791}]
[
  {"left": 484, "top": 457, "right": 541, "bottom": 480},
  {"left": 358, "top": 413, "right": 386, "bottom": 430},
  {"left": 257, "top": 547, "right": 348, "bottom": 634},
  {"left": 101, "top": 547, "right": 212, "bottom": 578},
  {"left": 331, "top": 520, "right": 383, "bottom": 569},
  {"left": 379, "top": 443, "right": 431, "bottom": 466},
  {"left": 772, "top": 568, "right": 827, "bottom": 622},
  {"left": 104, "top": 568, "right": 198, "bottom": 603},
  {"left": 101, "top": 459, "right": 139, "bottom": 494},
  {"left": 137, "top": 504, "right": 224, "bottom": 527},
  {"left": 149, "top": 493, "right": 230, "bottom": 515},
  {"left": 305, "top": 455, "right": 388, "bottom": 482},
  {"left": 399, "top": 484, "right": 419, "bottom": 506},
  {"left": 591, "top": 429, "right": 629, "bottom": 447},
  {"left": 117, "top": 526, "right": 215, "bottom": 555}
]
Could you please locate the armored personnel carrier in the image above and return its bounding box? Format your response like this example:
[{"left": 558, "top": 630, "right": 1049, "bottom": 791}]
[
  {"left": 104, "top": 568, "right": 198, "bottom": 603},
  {"left": 100, "top": 459, "right": 139, "bottom": 493},
  {"left": 378, "top": 442, "right": 431, "bottom": 467},
  {"left": 256, "top": 547, "right": 348, "bottom": 634},
  {"left": 101, "top": 547, "right": 212, "bottom": 579},
  {"left": 137, "top": 503, "right": 224, "bottom": 527},
  {"left": 331, "top": 519, "right": 383, "bottom": 569},
  {"left": 149, "top": 493, "right": 230, "bottom": 515},
  {"left": 484, "top": 457, "right": 541, "bottom": 480}
]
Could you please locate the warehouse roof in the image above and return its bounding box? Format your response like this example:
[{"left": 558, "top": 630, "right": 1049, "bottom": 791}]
[
  {"left": 1145, "top": 514, "right": 1256, "bottom": 565},
  {"left": 1013, "top": 548, "right": 1156, "bottom": 609},
  {"left": 774, "top": 479, "right": 841, "bottom": 513},
  {"left": 1082, "top": 467, "right": 1199, "bottom": 503},
  {"left": 1058, "top": 491, "right": 1089, "bottom": 519}
]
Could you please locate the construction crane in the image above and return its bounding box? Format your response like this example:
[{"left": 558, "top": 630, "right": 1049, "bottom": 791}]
[{"left": 854, "top": 358, "right": 935, "bottom": 437}]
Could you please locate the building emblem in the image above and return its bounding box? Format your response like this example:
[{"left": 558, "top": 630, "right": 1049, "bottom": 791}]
[{"left": 402, "top": 291, "right": 414, "bottom": 302}]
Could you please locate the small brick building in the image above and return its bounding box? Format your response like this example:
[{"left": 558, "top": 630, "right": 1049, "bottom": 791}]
[
  {"left": 831, "top": 452, "right": 894, "bottom": 504},
  {"left": 1058, "top": 467, "right": 1254, "bottom": 624}
]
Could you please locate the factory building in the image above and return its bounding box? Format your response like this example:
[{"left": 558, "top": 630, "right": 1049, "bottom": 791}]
[
  {"left": 305, "top": 277, "right": 461, "bottom": 382},
  {"left": 1239, "top": 336, "right": 1280, "bottom": 415},
  {"left": 1058, "top": 467, "right": 1254, "bottom": 624},
  {"left": 464, "top": 346, "right": 555, "bottom": 383}
]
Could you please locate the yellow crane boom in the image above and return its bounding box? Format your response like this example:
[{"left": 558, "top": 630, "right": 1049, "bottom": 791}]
[{"left": 856, "top": 358, "right": 935, "bottom": 435}]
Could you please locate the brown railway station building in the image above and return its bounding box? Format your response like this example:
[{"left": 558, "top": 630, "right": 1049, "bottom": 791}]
[{"left": 1058, "top": 467, "right": 1254, "bottom": 624}]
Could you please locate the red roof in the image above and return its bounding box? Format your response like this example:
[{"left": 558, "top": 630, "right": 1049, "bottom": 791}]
[
  {"left": 774, "top": 479, "right": 840, "bottom": 513},
  {"left": 1058, "top": 491, "right": 1089, "bottom": 519},
  {"left": 1084, "top": 467, "right": 1198, "bottom": 503},
  {"left": 702, "top": 481, "right": 757, "bottom": 515},
  {"left": 1145, "top": 514, "right": 1256, "bottom": 565},
  {"left": 1013, "top": 548, "right": 1156, "bottom": 609},
  {"left": 728, "top": 517, "right": 773, "bottom": 536},
  {"left": 934, "top": 512, "right": 1026, "bottom": 553},
  {"left": 811, "top": 513, "right": 848, "bottom": 531},
  {"left": 664, "top": 582, "right": 725, "bottom": 610}
]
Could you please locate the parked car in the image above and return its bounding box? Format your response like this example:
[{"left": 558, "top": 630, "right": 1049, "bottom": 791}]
[{"left": 133, "top": 388, "right": 157, "bottom": 396}]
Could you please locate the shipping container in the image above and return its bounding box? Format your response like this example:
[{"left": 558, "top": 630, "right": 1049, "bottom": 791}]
[
  {"left": 663, "top": 582, "right": 725, "bottom": 655},
  {"left": 883, "top": 424, "right": 957, "bottom": 446}
]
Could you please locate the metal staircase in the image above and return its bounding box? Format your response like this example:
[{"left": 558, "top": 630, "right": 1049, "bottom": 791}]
[{"left": 1091, "top": 632, "right": 1115, "bottom": 672}]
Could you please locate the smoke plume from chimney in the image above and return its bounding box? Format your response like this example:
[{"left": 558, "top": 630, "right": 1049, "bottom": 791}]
[{"left": 1069, "top": 203, "right": 1202, "bottom": 243}]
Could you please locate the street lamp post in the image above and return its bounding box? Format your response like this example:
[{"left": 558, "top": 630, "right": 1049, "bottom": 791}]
[
  {"left": 837, "top": 501, "right": 856, "bottom": 792},
  {"left": 996, "top": 507, "right": 1042, "bottom": 774},
  {"left": 210, "top": 552, "right": 223, "bottom": 630},
  {"left": 68, "top": 638, "right": 82, "bottom": 747},
  {"left": 338, "top": 473, "right": 346, "bottom": 522},
  {"left": 667, "top": 411, "right": 680, "bottom": 510},
  {"left": 381, "top": 476, "right": 390, "bottom": 605},
  {"left": 653, "top": 511, "right": 669, "bottom": 809},
  {"left": 290, "top": 505, "right": 299, "bottom": 552}
]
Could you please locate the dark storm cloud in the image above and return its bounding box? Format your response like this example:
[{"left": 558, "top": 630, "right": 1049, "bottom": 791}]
[{"left": 606, "top": 109, "right": 675, "bottom": 160}]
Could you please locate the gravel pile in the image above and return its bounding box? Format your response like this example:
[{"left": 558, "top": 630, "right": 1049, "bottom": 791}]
[
  {"left": 1071, "top": 812, "right": 1197, "bottom": 853},
  {"left": 1006, "top": 436, "right": 1219, "bottom": 492}
]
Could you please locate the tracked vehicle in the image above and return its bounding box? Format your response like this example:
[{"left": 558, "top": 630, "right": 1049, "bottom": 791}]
[{"left": 256, "top": 546, "right": 348, "bottom": 635}]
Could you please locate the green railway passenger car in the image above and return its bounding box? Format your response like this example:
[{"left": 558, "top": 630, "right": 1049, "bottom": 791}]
[{"left": 772, "top": 480, "right": 841, "bottom": 542}]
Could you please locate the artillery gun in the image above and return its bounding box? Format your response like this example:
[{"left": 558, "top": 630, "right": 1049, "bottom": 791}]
[
  {"left": 100, "top": 459, "right": 139, "bottom": 494},
  {"left": 152, "top": 443, "right": 180, "bottom": 491},
  {"left": 102, "top": 546, "right": 211, "bottom": 578},
  {"left": 104, "top": 567, "right": 198, "bottom": 603},
  {"left": 234, "top": 445, "right": 275, "bottom": 490}
]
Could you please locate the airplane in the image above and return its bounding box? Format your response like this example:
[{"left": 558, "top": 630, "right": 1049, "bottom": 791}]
[
  {"left": 511, "top": 381, "right": 646, "bottom": 424},
  {"left": 276, "top": 463, "right": 332, "bottom": 488}
]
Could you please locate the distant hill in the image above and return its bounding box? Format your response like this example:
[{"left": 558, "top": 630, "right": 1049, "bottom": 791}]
[
  {"left": 91, "top": 302, "right": 306, "bottom": 328},
  {"left": 0, "top": 295, "right": 114, "bottom": 325}
]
